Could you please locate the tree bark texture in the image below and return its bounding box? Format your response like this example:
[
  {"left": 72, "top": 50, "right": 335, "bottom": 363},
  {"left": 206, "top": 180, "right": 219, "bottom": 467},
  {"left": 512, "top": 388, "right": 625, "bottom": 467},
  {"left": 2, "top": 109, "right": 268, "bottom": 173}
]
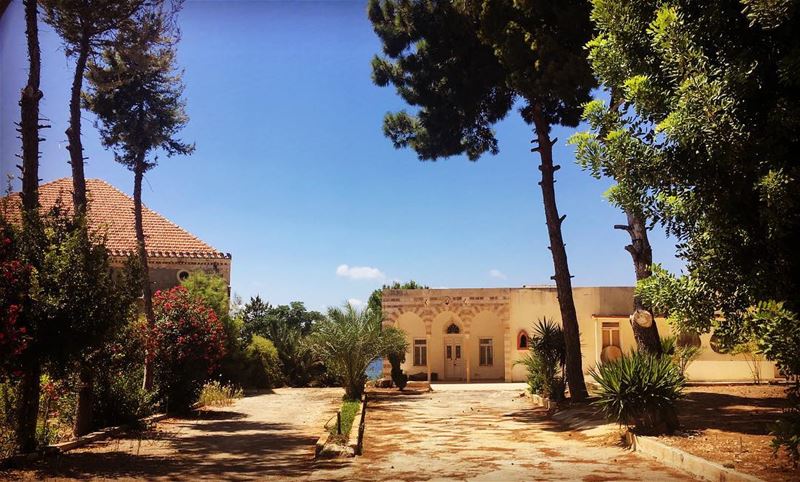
[
  {"left": 19, "top": 0, "right": 42, "bottom": 213},
  {"left": 616, "top": 210, "right": 662, "bottom": 354},
  {"left": 67, "top": 36, "right": 90, "bottom": 216},
  {"left": 134, "top": 163, "right": 156, "bottom": 390},
  {"left": 72, "top": 366, "right": 94, "bottom": 436},
  {"left": 531, "top": 104, "right": 588, "bottom": 401}
]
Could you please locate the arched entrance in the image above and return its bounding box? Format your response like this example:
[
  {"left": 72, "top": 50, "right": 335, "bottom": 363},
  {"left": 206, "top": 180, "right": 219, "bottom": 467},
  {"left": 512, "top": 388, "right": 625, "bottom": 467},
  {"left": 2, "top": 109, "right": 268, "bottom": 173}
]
[{"left": 443, "top": 321, "right": 465, "bottom": 380}]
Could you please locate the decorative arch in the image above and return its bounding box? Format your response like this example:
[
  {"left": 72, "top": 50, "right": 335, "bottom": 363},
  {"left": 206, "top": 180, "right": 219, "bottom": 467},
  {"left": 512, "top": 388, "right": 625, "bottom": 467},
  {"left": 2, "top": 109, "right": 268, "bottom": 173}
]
[{"left": 446, "top": 322, "right": 461, "bottom": 334}]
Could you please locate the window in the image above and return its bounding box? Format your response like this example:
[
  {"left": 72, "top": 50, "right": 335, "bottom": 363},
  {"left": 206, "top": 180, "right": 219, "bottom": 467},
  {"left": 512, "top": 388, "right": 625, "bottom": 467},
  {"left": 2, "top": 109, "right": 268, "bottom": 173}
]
[
  {"left": 601, "top": 321, "right": 620, "bottom": 348},
  {"left": 455, "top": 345, "right": 461, "bottom": 360},
  {"left": 413, "top": 339, "right": 427, "bottom": 366},
  {"left": 446, "top": 323, "right": 460, "bottom": 334},
  {"left": 601, "top": 321, "right": 622, "bottom": 362},
  {"left": 479, "top": 338, "right": 493, "bottom": 366},
  {"left": 518, "top": 331, "right": 528, "bottom": 350},
  {"left": 177, "top": 270, "right": 190, "bottom": 282},
  {"left": 446, "top": 345, "right": 452, "bottom": 359}
]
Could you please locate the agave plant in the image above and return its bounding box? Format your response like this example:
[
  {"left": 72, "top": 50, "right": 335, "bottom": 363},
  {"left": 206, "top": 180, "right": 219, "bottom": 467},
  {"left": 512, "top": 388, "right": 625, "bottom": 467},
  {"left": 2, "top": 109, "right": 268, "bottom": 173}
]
[
  {"left": 307, "top": 304, "right": 407, "bottom": 400},
  {"left": 589, "top": 350, "right": 685, "bottom": 433}
]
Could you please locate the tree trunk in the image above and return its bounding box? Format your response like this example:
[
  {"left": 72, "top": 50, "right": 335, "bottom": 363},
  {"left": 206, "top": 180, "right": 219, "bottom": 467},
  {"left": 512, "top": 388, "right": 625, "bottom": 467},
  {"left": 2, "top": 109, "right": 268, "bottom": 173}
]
[
  {"left": 19, "top": 0, "right": 42, "bottom": 214},
  {"left": 616, "top": 210, "right": 662, "bottom": 354},
  {"left": 134, "top": 163, "right": 156, "bottom": 390},
  {"left": 72, "top": 366, "right": 94, "bottom": 436},
  {"left": 531, "top": 104, "right": 588, "bottom": 401},
  {"left": 15, "top": 353, "right": 41, "bottom": 452},
  {"left": 15, "top": 0, "right": 43, "bottom": 454},
  {"left": 67, "top": 35, "right": 90, "bottom": 216}
]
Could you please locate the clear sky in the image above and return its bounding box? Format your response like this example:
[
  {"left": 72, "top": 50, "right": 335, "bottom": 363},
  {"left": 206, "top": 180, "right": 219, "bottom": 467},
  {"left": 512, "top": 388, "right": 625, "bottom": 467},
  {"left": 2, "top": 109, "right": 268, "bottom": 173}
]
[{"left": 0, "top": 0, "right": 683, "bottom": 312}]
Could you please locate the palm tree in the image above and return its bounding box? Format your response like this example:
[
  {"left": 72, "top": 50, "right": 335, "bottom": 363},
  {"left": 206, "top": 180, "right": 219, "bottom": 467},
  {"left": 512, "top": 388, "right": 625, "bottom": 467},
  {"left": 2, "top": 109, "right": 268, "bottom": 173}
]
[{"left": 308, "top": 304, "right": 407, "bottom": 400}]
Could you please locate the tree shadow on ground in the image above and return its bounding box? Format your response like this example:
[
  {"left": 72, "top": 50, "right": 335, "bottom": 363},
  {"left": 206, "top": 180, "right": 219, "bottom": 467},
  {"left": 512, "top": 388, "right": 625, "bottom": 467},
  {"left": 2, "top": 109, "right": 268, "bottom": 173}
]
[
  {"left": 8, "top": 419, "right": 341, "bottom": 480},
  {"left": 676, "top": 390, "right": 787, "bottom": 436}
]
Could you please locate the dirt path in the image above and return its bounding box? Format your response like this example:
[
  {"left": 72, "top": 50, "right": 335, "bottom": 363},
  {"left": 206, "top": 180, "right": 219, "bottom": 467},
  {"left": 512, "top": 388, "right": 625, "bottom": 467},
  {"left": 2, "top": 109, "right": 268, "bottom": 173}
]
[
  {"left": 2, "top": 387, "right": 346, "bottom": 481},
  {"left": 311, "top": 385, "right": 693, "bottom": 481}
]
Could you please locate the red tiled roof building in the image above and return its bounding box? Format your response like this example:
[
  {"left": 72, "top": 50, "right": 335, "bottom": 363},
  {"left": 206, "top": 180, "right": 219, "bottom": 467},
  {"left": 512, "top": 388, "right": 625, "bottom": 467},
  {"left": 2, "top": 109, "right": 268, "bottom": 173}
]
[{"left": 3, "top": 178, "right": 231, "bottom": 292}]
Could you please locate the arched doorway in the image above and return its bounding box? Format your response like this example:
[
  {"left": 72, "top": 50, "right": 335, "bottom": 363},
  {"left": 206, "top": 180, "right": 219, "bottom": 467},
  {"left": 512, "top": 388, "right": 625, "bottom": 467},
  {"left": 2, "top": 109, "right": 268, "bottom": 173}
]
[{"left": 443, "top": 321, "right": 465, "bottom": 380}]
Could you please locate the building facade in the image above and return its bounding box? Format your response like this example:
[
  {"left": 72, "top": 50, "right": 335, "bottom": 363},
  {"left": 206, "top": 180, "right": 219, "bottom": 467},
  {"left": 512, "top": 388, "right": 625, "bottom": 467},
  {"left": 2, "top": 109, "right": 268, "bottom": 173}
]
[{"left": 382, "top": 287, "right": 777, "bottom": 383}]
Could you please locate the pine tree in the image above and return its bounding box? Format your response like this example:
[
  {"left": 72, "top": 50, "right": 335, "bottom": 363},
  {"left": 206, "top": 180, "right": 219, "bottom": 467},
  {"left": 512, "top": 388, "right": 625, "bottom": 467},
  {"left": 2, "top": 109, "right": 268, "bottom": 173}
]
[
  {"left": 369, "top": 0, "right": 595, "bottom": 399},
  {"left": 84, "top": 5, "right": 194, "bottom": 390}
]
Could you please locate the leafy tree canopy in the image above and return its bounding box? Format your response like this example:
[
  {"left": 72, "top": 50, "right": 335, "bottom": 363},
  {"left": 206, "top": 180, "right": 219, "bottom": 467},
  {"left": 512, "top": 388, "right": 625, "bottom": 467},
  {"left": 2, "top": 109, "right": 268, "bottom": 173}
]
[{"left": 575, "top": 0, "right": 800, "bottom": 336}]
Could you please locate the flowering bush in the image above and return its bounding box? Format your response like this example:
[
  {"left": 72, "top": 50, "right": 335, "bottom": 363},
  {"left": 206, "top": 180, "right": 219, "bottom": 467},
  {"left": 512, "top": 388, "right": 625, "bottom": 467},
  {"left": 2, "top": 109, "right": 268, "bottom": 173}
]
[
  {"left": 0, "top": 223, "right": 30, "bottom": 375},
  {"left": 150, "top": 286, "right": 226, "bottom": 411}
]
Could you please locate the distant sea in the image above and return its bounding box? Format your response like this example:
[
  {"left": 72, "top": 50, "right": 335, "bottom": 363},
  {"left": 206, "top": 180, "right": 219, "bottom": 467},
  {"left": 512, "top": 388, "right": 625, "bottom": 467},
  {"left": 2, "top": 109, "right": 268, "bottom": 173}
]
[{"left": 366, "top": 358, "right": 383, "bottom": 379}]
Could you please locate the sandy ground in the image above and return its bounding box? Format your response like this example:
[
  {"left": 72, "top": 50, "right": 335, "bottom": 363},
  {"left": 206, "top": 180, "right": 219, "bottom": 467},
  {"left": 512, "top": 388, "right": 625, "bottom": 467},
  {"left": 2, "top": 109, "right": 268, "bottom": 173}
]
[
  {"left": 657, "top": 384, "right": 797, "bottom": 481},
  {"left": 3, "top": 385, "right": 693, "bottom": 481}
]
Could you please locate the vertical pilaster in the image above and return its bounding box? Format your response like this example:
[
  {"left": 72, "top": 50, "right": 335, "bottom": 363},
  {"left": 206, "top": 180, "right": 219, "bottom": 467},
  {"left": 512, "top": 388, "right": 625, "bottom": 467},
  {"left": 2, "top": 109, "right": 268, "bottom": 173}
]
[
  {"left": 465, "top": 333, "right": 471, "bottom": 383},
  {"left": 503, "top": 325, "right": 512, "bottom": 382}
]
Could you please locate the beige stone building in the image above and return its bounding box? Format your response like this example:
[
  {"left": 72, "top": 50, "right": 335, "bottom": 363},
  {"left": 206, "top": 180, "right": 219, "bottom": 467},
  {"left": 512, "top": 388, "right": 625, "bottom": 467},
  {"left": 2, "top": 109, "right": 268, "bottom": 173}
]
[
  {"left": 4, "top": 178, "right": 231, "bottom": 292},
  {"left": 382, "top": 287, "right": 777, "bottom": 383}
]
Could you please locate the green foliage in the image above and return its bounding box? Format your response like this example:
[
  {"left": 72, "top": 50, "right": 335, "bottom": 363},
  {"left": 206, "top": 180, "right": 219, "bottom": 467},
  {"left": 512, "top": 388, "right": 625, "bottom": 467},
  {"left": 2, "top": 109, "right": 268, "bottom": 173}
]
[
  {"left": 590, "top": 351, "right": 685, "bottom": 433},
  {"left": 515, "top": 319, "right": 566, "bottom": 400},
  {"left": 181, "top": 272, "right": 230, "bottom": 320},
  {"left": 84, "top": 4, "right": 194, "bottom": 174},
  {"left": 367, "top": 280, "right": 427, "bottom": 325},
  {"left": 149, "top": 286, "right": 226, "bottom": 412},
  {"left": 369, "top": 0, "right": 595, "bottom": 160},
  {"left": 197, "top": 381, "right": 243, "bottom": 407},
  {"left": 243, "top": 335, "right": 282, "bottom": 389},
  {"left": 743, "top": 301, "right": 800, "bottom": 379},
  {"left": 635, "top": 264, "right": 716, "bottom": 335},
  {"left": 581, "top": 0, "right": 800, "bottom": 345},
  {"left": 240, "top": 296, "right": 326, "bottom": 386},
  {"left": 307, "top": 305, "right": 407, "bottom": 400},
  {"left": 660, "top": 335, "right": 702, "bottom": 378}
]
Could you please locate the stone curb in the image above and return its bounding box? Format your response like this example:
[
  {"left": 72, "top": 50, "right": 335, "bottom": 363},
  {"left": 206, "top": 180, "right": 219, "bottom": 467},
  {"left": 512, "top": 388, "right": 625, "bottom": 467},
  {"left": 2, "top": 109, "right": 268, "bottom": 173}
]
[
  {"left": 315, "top": 401, "right": 361, "bottom": 459},
  {"left": 624, "top": 431, "right": 764, "bottom": 482}
]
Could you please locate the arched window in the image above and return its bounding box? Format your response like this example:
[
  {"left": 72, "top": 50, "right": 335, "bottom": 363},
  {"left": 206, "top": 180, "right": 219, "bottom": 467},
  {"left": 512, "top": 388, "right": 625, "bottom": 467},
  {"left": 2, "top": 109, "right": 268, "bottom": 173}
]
[
  {"left": 446, "top": 323, "right": 460, "bottom": 334},
  {"left": 517, "top": 331, "right": 529, "bottom": 350}
]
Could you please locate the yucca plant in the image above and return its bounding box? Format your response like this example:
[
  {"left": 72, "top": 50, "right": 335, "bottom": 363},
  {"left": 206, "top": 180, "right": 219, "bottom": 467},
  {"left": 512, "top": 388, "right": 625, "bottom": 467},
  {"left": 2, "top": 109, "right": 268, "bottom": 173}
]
[
  {"left": 515, "top": 318, "right": 566, "bottom": 400},
  {"left": 589, "top": 351, "right": 685, "bottom": 433}
]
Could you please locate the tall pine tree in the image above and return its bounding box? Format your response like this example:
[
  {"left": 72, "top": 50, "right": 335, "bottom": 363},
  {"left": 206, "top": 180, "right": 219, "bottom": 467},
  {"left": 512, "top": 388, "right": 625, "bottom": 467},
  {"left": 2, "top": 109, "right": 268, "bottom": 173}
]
[
  {"left": 84, "top": 5, "right": 194, "bottom": 390},
  {"left": 368, "top": 0, "right": 596, "bottom": 399}
]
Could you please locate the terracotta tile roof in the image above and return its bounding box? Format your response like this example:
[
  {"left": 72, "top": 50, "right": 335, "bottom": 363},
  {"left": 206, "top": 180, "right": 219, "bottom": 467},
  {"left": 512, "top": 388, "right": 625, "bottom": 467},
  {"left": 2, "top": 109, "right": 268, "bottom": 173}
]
[{"left": 2, "top": 178, "right": 230, "bottom": 260}]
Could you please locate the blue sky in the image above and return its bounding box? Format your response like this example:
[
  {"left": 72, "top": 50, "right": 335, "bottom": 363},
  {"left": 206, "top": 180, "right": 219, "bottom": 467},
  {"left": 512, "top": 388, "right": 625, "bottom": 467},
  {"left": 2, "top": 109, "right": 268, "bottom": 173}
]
[{"left": 0, "top": 0, "right": 683, "bottom": 312}]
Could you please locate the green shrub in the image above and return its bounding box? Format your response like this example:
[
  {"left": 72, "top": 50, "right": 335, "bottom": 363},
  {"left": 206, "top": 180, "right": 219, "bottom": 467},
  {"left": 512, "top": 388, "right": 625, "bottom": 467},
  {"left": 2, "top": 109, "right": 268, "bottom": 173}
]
[
  {"left": 243, "top": 335, "right": 282, "bottom": 389},
  {"left": 515, "top": 318, "right": 566, "bottom": 400},
  {"left": 590, "top": 350, "right": 685, "bottom": 433},
  {"left": 198, "top": 381, "right": 243, "bottom": 407},
  {"left": 660, "top": 335, "right": 702, "bottom": 378}
]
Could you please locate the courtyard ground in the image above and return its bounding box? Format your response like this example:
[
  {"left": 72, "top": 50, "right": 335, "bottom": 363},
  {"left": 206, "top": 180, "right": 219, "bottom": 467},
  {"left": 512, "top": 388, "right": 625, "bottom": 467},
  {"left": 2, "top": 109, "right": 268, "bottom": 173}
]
[
  {"left": 656, "top": 384, "right": 796, "bottom": 481},
  {"left": 320, "top": 383, "right": 692, "bottom": 481},
  {"left": 2, "top": 385, "right": 693, "bottom": 481}
]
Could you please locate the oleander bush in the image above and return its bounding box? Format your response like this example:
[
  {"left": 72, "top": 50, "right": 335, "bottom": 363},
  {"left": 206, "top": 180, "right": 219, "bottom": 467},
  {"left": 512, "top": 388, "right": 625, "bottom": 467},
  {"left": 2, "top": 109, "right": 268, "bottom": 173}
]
[
  {"left": 590, "top": 350, "right": 685, "bottom": 434},
  {"left": 149, "top": 286, "right": 226, "bottom": 412}
]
